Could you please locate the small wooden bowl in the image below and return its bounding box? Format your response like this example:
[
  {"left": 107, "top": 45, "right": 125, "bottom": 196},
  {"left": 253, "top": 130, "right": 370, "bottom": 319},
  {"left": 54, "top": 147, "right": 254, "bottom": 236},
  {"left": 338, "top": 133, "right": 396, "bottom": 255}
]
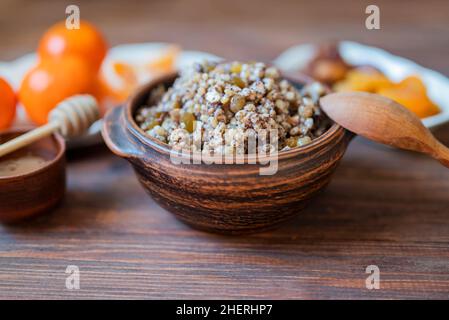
[
  {"left": 0, "top": 129, "right": 66, "bottom": 223},
  {"left": 102, "top": 72, "right": 353, "bottom": 234}
]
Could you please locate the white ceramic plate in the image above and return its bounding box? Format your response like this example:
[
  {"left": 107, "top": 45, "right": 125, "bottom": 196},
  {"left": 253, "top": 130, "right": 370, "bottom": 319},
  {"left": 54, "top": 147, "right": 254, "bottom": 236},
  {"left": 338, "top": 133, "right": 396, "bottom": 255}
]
[
  {"left": 274, "top": 41, "right": 449, "bottom": 130},
  {"left": 0, "top": 42, "right": 222, "bottom": 148}
]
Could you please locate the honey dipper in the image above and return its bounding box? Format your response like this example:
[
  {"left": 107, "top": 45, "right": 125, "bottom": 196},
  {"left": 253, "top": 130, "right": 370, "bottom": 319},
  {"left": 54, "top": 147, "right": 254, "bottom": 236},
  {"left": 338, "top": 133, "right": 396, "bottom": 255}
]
[{"left": 0, "top": 95, "right": 100, "bottom": 158}]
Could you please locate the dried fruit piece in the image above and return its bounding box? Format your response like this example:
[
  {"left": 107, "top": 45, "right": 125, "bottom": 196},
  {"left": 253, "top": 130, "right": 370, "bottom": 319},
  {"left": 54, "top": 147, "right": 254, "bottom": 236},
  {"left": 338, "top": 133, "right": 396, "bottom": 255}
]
[
  {"left": 181, "top": 112, "right": 195, "bottom": 133},
  {"left": 230, "top": 62, "right": 242, "bottom": 74},
  {"left": 147, "top": 46, "right": 180, "bottom": 74},
  {"left": 113, "top": 62, "right": 138, "bottom": 86},
  {"left": 285, "top": 137, "right": 298, "bottom": 148},
  {"left": 312, "top": 60, "right": 349, "bottom": 84},
  {"left": 230, "top": 94, "right": 246, "bottom": 113},
  {"left": 378, "top": 85, "right": 439, "bottom": 118},
  {"left": 232, "top": 76, "right": 246, "bottom": 89},
  {"left": 334, "top": 68, "right": 392, "bottom": 93},
  {"left": 397, "top": 75, "right": 427, "bottom": 93},
  {"left": 145, "top": 120, "right": 160, "bottom": 130}
]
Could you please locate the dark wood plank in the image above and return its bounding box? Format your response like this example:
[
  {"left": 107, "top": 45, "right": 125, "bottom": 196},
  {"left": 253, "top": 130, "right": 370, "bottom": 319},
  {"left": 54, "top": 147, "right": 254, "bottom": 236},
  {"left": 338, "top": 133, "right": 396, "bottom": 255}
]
[{"left": 1, "top": 0, "right": 449, "bottom": 299}]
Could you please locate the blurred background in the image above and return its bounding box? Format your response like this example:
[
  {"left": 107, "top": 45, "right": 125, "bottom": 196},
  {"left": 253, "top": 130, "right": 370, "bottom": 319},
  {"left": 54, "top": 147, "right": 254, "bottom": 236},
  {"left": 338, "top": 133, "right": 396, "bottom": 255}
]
[
  {"left": 2, "top": 0, "right": 449, "bottom": 300},
  {"left": 1, "top": 0, "right": 448, "bottom": 74}
]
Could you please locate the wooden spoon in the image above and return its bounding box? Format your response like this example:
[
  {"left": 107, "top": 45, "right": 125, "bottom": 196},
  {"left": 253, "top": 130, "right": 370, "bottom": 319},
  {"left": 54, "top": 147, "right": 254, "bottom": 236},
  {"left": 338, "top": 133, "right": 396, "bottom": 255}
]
[{"left": 320, "top": 91, "right": 449, "bottom": 168}]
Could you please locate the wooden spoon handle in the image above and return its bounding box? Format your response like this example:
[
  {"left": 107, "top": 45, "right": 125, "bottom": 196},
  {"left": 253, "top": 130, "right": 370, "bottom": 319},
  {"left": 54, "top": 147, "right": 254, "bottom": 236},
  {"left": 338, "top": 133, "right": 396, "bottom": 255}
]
[
  {"left": 0, "top": 122, "right": 59, "bottom": 157},
  {"left": 432, "top": 141, "right": 449, "bottom": 168}
]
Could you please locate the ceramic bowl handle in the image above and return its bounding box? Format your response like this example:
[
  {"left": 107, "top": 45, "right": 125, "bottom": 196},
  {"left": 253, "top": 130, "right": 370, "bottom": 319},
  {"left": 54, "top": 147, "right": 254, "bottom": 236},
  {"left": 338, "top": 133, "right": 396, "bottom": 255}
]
[{"left": 102, "top": 106, "right": 145, "bottom": 160}]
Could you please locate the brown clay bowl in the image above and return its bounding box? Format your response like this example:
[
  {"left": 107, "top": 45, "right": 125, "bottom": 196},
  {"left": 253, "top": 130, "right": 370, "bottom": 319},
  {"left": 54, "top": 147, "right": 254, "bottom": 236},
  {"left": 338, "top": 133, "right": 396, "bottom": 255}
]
[
  {"left": 102, "top": 72, "right": 353, "bottom": 234},
  {"left": 0, "top": 129, "right": 66, "bottom": 223}
]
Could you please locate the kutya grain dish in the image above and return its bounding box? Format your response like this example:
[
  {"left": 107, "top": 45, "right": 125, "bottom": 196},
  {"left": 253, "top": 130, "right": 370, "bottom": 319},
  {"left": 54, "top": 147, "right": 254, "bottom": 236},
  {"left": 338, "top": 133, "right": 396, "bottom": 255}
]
[
  {"left": 135, "top": 61, "right": 331, "bottom": 156},
  {"left": 102, "top": 71, "right": 352, "bottom": 234}
]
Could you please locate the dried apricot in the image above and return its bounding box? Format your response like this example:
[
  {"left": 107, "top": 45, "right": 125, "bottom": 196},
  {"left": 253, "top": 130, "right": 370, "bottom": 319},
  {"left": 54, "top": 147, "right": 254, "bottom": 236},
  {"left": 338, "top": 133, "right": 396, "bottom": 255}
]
[
  {"left": 334, "top": 68, "right": 392, "bottom": 93},
  {"left": 378, "top": 85, "right": 439, "bottom": 118},
  {"left": 147, "top": 46, "right": 179, "bottom": 74},
  {"left": 397, "top": 75, "right": 427, "bottom": 93}
]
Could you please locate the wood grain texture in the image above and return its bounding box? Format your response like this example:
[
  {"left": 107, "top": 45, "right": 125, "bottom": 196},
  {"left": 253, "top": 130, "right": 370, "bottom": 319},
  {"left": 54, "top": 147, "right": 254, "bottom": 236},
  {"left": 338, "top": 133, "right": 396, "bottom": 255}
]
[{"left": 1, "top": 0, "right": 449, "bottom": 299}]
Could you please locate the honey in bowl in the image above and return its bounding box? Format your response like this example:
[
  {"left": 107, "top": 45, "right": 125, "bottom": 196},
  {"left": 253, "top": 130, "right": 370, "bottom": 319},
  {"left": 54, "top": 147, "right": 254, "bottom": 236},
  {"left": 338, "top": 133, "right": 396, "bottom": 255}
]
[
  {"left": 0, "top": 130, "right": 66, "bottom": 223},
  {"left": 0, "top": 152, "right": 48, "bottom": 177}
]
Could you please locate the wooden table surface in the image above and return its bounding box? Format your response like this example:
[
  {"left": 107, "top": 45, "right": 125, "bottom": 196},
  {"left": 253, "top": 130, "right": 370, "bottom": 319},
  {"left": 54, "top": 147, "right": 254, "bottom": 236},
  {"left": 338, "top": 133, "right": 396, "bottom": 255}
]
[{"left": 1, "top": 0, "right": 449, "bottom": 299}]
